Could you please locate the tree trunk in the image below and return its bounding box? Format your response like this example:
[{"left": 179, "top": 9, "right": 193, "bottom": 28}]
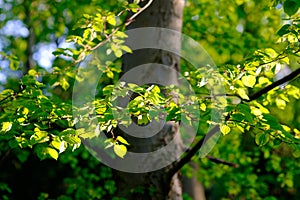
[{"left": 113, "top": 0, "right": 185, "bottom": 199}]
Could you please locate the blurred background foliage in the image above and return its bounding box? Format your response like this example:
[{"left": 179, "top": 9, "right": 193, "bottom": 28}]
[{"left": 0, "top": 0, "right": 299, "bottom": 199}]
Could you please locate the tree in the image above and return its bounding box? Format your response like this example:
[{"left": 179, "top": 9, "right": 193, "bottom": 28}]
[{"left": 0, "top": 0, "right": 300, "bottom": 199}]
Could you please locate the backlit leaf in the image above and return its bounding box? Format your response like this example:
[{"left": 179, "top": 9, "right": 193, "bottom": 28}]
[
  {"left": 220, "top": 124, "right": 231, "bottom": 135},
  {"left": 1, "top": 122, "right": 12, "bottom": 132},
  {"left": 237, "top": 88, "right": 249, "bottom": 100},
  {"left": 116, "top": 136, "right": 130, "bottom": 145},
  {"left": 114, "top": 144, "right": 127, "bottom": 158},
  {"left": 242, "top": 75, "right": 256, "bottom": 88}
]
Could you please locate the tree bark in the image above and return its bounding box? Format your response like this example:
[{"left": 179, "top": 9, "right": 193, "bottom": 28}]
[
  {"left": 24, "top": 0, "right": 35, "bottom": 74},
  {"left": 113, "top": 0, "right": 185, "bottom": 199}
]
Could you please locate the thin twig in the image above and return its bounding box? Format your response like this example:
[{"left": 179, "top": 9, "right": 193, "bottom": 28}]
[
  {"left": 207, "top": 156, "right": 239, "bottom": 168},
  {"left": 125, "top": 0, "right": 154, "bottom": 26},
  {"left": 90, "top": 0, "right": 154, "bottom": 51}
]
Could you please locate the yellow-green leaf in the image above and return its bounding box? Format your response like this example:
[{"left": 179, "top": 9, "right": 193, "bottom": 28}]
[
  {"left": 60, "top": 78, "right": 70, "bottom": 91},
  {"left": 45, "top": 147, "right": 59, "bottom": 160},
  {"left": 114, "top": 49, "right": 122, "bottom": 58},
  {"left": 22, "top": 107, "right": 29, "bottom": 115},
  {"left": 275, "top": 98, "right": 286, "bottom": 110},
  {"left": 107, "top": 15, "right": 116, "bottom": 26},
  {"left": 220, "top": 124, "right": 231, "bottom": 135},
  {"left": 237, "top": 88, "right": 249, "bottom": 100},
  {"left": 116, "top": 136, "right": 130, "bottom": 145},
  {"left": 17, "top": 118, "right": 26, "bottom": 123},
  {"left": 114, "top": 144, "right": 127, "bottom": 158},
  {"left": 63, "top": 135, "right": 81, "bottom": 144},
  {"left": 121, "top": 45, "right": 132, "bottom": 53},
  {"left": 200, "top": 103, "right": 206, "bottom": 111},
  {"left": 2, "top": 122, "right": 12, "bottom": 132},
  {"left": 242, "top": 75, "right": 256, "bottom": 88},
  {"left": 51, "top": 140, "right": 61, "bottom": 150}
]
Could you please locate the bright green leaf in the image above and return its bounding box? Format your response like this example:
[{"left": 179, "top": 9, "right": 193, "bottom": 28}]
[
  {"left": 60, "top": 78, "right": 70, "bottom": 91},
  {"left": 242, "top": 75, "right": 256, "bottom": 88},
  {"left": 275, "top": 98, "right": 286, "bottom": 110},
  {"left": 220, "top": 124, "right": 231, "bottom": 135},
  {"left": 45, "top": 147, "right": 59, "bottom": 160},
  {"left": 237, "top": 88, "right": 249, "bottom": 100},
  {"left": 113, "top": 144, "right": 127, "bottom": 158}
]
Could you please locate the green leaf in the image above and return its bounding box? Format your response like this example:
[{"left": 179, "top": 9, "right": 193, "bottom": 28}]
[
  {"left": 284, "top": 0, "right": 299, "bottom": 16},
  {"left": 238, "top": 104, "right": 254, "bottom": 124},
  {"left": 103, "top": 85, "right": 114, "bottom": 95},
  {"left": 220, "top": 124, "right": 231, "bottom": 135},
  {"left": 60, "top": 78, "right": 70, "bottom": 91},
  {"left": 262, "top": 114, "right": 282, "bottom": 130},
  {"left": 273, "top": 138, "right": 282, "bottom": 146},
  {"left": 242, "top": 75, "right": 256, "bottom": 88},
  {"left": 9, "top": 57, "right": 20, "bottom": 70},
  {"left": 115, "top": 31, "right": 128, "bottom": 38},
  {"left": 113, "top": 144, "right": 127, "bottom": 158},
  {"left": 231, "top": 113, "right": 245, "bottom": 121},
  {"left": 1, "top": 122, "right": 12, "bottom": 132},
  {"left": 137, "top": 114, "right": 149, "bottom": 125},
  {"left": 277, "top": 24, "right": 291, "bottom": 36},
  {"left": 255, "top": 132, "right": 269, "bottom": 146},
  {"left": 63, "top": 135, "right": 81, "bottom": 144}
]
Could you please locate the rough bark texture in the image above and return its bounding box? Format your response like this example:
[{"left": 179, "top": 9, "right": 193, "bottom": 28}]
[
  {"left": 113, "top": 0, "right": 185, "bottom": 199},
  {"left": 182, "top": 162, "right": 206, "bottom": 200},
  {"left": 24, "top": 0, "right": 35, "bottom": 74}
]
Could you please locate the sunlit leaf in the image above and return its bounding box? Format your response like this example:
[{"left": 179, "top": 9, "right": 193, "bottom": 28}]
[
  {"left": 242, "top": 75, "right": 256, "bottom": 88},
  {"left": 237, "top": 88, "right": 249, "bottom": 100},
  {"left": 113, "top": 144, "right": 127, "bottom": 158},
  {"left": 116, "top": 136, "right": 130, "bottom": 145},
  {"left": 1, "top": 122, "right": 12, "bottom": 132},
  {"left": 220, "top": 124, "right": 231, "bottom": 135}
]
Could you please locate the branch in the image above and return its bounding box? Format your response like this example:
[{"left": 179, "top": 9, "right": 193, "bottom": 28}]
[
  {"left": 24, "top": 1, "right": 35, "bottom": 74},
  {"left": 207, "top": 156, "right": 239, "bottom": 168},
  {"left": 125, "top": 0, "right": 154, "bottom": 26},
  {"left": 170, "top": 67, "right": 300, "bottom": 175},
  {"left": 90, "top": 0, "right": 154, "bottom": 51},
  {"left": 246, "top": 67, "right": 300, "bottom": 102},
  {"left": 170, "top": 126, "right": 219, "bottom": 175}
]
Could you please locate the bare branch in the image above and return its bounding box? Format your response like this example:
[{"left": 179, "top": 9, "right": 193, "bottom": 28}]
[
  {"left": 125, "top": 0, "right": 154, "bottom": 26},
  {"left": 170, "top": 126, "right": 219, "bottom": 176},
  {"left": 207, "top": 156, "right": 239, "bottom": 168}
]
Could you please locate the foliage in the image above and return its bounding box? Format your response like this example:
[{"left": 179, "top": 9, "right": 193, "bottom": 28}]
[{"left": 0, "top": 0, "right": 300, "bottom": 199}]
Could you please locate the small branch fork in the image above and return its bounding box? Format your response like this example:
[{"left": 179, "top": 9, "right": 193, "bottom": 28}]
[
  {"left": 171, "top": 67, "right": 300, "bottom": 175},
  {"left": 91, "top": 0, "right": 154, "bottom": 51}
]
